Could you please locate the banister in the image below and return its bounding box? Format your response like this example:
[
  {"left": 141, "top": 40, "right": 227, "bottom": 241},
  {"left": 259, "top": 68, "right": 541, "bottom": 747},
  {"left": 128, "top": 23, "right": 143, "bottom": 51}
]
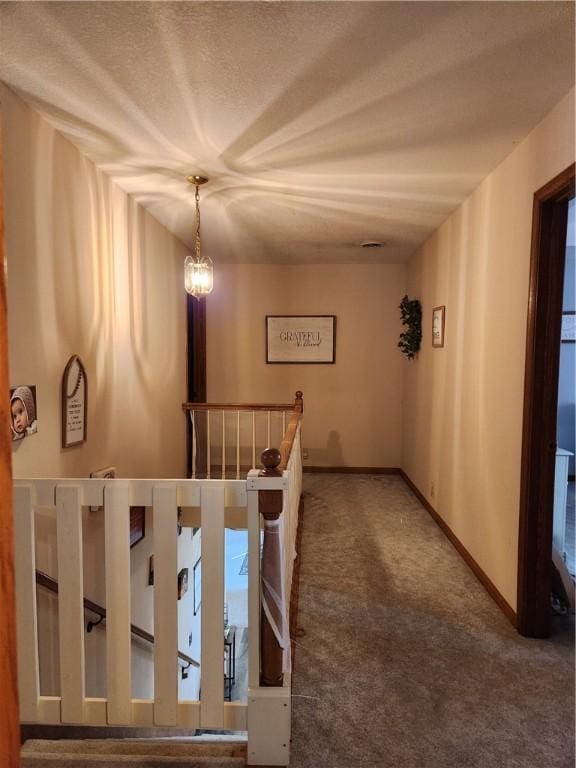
[
  {"left": 279, "top": 391, "right": 303, "bottom": 470},
  {"left": 35, "top": 570, "right": 199, "bottom": 669},
  {"left": 182, "top": 402, "right": 294, "bottom": 412},
  {"left": 257, "top": 391, "right": 303, "bottom": 687}
]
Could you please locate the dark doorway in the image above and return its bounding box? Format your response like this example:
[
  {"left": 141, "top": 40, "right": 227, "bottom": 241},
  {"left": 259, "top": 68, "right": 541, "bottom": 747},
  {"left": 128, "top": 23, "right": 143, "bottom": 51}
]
[
  {"left": 518, "top": 163, "right": 575, "bottom": 638},
  {"left": 186, "top": 295, "right": 207, "bottom": 476}
]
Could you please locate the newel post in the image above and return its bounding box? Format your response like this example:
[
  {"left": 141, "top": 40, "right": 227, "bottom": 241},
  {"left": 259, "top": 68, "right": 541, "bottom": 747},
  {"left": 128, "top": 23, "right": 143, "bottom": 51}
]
[
  {"left": 259, "top": 447, "right": 284, "bottom": 687},
  {"left": 295, "top": 390, "right": 303, "bottom": 412}
]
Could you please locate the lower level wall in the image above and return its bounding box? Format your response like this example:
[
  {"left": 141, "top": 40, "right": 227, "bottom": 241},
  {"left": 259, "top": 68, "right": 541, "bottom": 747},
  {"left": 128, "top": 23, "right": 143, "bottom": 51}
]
[{"left": 35, "top": 508, "right": 200, "bottom": 702}]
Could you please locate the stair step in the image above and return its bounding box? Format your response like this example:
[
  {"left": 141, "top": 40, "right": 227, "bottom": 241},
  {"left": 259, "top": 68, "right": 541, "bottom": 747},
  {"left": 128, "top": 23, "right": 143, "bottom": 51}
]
[
  {"left": 21, "top": 739, "right": 247, "bottom": 765},
  {"left": 21, "top": 757, "right": 245, "bottom": 767},
  {"left": 22, "top": 739, "right": 246, "bottom": 758}
]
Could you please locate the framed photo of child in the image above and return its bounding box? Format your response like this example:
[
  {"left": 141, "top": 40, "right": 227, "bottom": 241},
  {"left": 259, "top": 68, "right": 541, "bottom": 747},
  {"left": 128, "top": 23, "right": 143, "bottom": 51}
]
[{"left": 10, "top": 385, "right": 38, "bottom": 442}]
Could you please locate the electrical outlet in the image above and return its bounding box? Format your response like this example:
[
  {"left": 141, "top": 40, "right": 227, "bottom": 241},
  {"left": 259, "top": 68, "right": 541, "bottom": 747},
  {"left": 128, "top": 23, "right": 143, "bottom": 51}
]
[
  {"left": 302, "top": 448, "right": 309, "bottom": 460},
  {"left": 430, "top": 482, "right": 436, "bottom": 499}
]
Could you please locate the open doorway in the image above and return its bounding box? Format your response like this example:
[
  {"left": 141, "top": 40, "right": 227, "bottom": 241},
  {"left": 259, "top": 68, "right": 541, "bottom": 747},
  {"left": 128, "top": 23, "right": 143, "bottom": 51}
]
[
  {"left": 554, "top": 198, "right": 575, "bottom": 587},
  {"left": 518, "top": 164, "right": 575, "bottom": 638}
]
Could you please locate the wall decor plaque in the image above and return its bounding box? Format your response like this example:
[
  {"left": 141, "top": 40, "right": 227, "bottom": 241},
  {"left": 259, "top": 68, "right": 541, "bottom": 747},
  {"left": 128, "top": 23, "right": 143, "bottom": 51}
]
[
  {"left": 266, "top": 315, "right": 336, "bottom": 364},
  {"left": 62, "top": 355, "right": 87, "bottom": 447},
  {"left": 432, "top": 306, "right": 446, "bottom": 348}
]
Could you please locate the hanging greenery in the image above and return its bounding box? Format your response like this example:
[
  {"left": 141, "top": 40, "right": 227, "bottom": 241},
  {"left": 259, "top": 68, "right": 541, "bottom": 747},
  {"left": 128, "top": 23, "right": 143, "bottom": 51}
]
[{"left": 398, "top": 295, "right": 422, "bottom": 360}]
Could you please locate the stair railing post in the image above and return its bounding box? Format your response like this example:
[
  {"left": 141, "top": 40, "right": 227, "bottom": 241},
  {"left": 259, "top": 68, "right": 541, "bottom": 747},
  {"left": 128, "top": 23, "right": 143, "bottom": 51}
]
[{"left": 258, "top": 447, "right": 284, "bottom": 687}]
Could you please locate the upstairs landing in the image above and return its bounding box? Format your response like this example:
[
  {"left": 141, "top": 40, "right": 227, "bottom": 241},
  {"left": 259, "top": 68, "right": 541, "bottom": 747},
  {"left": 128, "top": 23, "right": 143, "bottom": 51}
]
[{"left": 289, "top": 474, "right": 574, "bottom": 768}]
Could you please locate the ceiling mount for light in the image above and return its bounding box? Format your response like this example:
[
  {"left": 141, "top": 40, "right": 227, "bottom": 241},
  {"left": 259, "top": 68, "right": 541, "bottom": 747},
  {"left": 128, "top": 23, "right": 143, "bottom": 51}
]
[
  {"left": 184, "top": 175, "right": 213, "bottom": 299},
  {"left": 186, "top": 174, "right": 209, "bottom": 186}
]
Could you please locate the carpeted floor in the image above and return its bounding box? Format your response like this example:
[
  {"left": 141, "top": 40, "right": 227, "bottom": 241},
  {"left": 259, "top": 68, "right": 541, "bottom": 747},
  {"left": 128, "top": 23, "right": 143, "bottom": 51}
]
[{"left": 289, "top": 474, "right": 575, "bottom": 768}]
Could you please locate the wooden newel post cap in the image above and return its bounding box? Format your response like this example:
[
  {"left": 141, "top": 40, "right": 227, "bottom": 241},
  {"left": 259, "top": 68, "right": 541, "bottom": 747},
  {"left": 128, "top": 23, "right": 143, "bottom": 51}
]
[
  {"left": 295, "top": 390, "right": 303, "bottom": 412},
  {"left": 260, "top": 447, "right": 282, "bottom": 477}
]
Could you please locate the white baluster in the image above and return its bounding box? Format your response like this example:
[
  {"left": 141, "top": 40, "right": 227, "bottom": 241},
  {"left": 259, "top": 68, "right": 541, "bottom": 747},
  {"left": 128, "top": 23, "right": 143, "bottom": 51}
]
[
  {"left": 153, "top": 486, "right": 178, "bottom": 726},
  {"left": 105, "top": 484, "right": 132, "bottom": 724},
  {"left": 191, "top": 411, "right": 196, "bottom": 480},
  {"left": 200, "top": 484, "right": 225, "bottom": 728},
  {"left": 207, "top": 411, "right": 211, "bottom": 480},
  {"left": 56, "top": 485, "right": 85, "bottom": 723},
  {"left": 236, "top": 410, "right": 240, "bottom": 480},
  {"left": 222, "top": 410, "right": 226, "bottom": 479},
  {"left": 14, "top": 484, "right": 40, "bottom": 722},
  {"left": 247, "top": 486, "right": 260, "bottom": 690}
]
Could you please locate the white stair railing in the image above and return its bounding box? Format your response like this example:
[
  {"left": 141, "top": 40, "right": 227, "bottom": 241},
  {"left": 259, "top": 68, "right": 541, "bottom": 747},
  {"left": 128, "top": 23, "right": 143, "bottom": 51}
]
[{"left": 13, "top": 393, "right": 304, "bottom": 767}]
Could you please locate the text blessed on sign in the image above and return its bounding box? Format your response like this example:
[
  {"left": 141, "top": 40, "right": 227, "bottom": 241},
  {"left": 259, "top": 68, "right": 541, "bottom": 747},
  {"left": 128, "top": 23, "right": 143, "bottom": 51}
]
[{"left": 266, "top": 316, "right": 336, "bottom": 364}]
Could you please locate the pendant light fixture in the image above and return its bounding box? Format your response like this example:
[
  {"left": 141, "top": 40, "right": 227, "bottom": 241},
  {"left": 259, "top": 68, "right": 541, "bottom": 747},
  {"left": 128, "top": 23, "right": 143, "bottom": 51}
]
[{"left": 184, "top": 174, "right": 213, "bottom": 298}]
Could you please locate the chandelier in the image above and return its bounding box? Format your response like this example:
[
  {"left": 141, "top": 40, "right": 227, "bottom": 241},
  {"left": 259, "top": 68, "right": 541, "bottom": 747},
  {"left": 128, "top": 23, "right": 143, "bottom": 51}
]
[{"left": 184, "top": 175, "right": 213, "bottom": 298}]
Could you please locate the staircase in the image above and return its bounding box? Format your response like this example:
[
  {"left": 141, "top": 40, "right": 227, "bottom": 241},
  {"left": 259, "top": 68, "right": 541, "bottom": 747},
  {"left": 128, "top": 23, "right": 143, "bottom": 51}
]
[{"left": 21, "top": 738, "right": 247, "bottom": 766}]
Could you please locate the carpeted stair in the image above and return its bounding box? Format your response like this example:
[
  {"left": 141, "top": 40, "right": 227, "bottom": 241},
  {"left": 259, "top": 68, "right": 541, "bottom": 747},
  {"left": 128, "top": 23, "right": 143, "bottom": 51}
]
[{"left": 21, "top": 739, "right": 247, "bottom": 767}]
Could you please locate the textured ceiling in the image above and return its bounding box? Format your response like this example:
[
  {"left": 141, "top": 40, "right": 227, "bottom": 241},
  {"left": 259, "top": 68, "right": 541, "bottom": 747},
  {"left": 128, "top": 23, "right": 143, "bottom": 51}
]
[{"left": 0, "top": 1, "right": 574, "bottom": 264}]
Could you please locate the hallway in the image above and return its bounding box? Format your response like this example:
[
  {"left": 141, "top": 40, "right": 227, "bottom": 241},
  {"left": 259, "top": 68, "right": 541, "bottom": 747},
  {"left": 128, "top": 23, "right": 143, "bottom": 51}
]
[{"left": 289, "top": 474, "right": 574, "bottom": 768}]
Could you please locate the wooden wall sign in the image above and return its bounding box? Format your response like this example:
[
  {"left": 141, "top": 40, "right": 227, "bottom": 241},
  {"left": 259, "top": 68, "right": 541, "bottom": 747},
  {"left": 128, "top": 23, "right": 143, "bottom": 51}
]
[
  {"left": 62, "top": 355, "right": 87, "bottom": 447},
  {"left": 266, "top": 315, "right": 336, "bottom": 363}
]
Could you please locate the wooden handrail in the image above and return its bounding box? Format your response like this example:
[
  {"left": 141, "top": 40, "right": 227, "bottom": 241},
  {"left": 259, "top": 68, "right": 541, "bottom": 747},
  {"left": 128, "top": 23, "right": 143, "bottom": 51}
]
[
  {"left": 182, "top": 402, "right": 294, "bottom": 412},
  {"left": 279, "top": 391, "right": 303, "bottom": 470},
  {"left": 257, "top": 391, "right": 303, "bottom": 687},
  {"left": 35, "top": 570, "right": 199, "bottom": 669}
]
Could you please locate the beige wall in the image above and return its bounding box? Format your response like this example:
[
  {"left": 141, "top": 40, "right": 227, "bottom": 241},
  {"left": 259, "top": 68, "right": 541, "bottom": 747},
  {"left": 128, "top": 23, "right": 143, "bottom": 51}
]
[
  {"left": 1, "top": 83, "right": 194, "bottom": 699},
  {"left": 402, "top": 88, "right": 575, "bottom": 611},
  {"left": 1, "top": 84, "right": 188, "bottom": 480},
  {"left": 206, "top": 263, "right": 407, "bottom": 468}
]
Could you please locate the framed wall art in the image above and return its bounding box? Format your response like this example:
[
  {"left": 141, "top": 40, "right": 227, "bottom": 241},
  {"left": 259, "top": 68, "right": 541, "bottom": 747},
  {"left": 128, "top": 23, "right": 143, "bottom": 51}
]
[
  {"left": 266, "top": 315, "right": 336, "bottom": 364},
  {"left": 62, "top": 355, "right": 87, "bottom": 447},
  {"left": 432, "top": 306, "right": 445, "bottom": 348},
  {"left": 10, "top": 385, "right": 38, "bottom": 442},
  {"left": 561, "top": 311, "right": 575, "bottom": 342},
  {"left": 178, "top": 568, "right": 189, "bottom": 600}
]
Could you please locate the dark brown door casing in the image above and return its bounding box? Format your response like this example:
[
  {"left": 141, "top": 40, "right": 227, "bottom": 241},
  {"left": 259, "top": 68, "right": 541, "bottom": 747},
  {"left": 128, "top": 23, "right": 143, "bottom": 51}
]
[
  {"left": 186, "top": 294, "right": 207, "bottom": 476},
  {"left": 517, "top": 163, "right": 575, "bottom": 638}
]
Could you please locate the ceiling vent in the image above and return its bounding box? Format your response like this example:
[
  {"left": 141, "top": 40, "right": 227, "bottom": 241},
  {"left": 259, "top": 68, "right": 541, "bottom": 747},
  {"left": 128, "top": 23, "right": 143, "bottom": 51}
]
[{"left": 361, "top": 240, "right": 386, "bottom": 249}]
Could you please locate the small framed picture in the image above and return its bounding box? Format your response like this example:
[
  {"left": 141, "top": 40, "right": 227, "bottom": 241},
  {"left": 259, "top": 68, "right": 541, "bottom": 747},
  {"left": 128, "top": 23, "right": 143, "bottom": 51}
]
[
  {"left": 561, "top": 312, "right": 575, "bottom": 343},
  {"left": 432, "top": 306, "right": 445, "bottom": 348},
  {"left": 10, "top": 385, "right": 38, "bottom": 442},
  {"left": 193, "top": 559, "right": 201, "bottom": 615},
  {"left": 178, "top": 567, "right": 189, "bottom": 600}
]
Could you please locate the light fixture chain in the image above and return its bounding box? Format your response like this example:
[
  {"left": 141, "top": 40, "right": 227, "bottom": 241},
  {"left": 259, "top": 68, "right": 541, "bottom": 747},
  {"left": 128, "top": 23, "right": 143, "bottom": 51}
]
[
  {"left": 184, "top": 173, "right": 212, "bottom": 298},
  {"left": 194, "top": 184, "right": 201, "bottom": 258}
]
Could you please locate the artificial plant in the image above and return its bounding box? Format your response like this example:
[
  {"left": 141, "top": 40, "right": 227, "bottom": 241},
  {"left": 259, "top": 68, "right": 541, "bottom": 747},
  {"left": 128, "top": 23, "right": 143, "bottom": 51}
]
[{"left": 398, "top": 295, "right": 422, "bottom": 360}]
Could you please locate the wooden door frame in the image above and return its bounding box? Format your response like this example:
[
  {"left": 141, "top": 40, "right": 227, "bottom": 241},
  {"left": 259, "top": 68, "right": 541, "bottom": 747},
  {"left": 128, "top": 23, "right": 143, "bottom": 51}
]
[
  {"left": 0, "top": 116, "right": 21, "bottom": 765},
  {"left": 185, "top": 294, "right": 207, "bottom": 476},
  {"left": 517, "top": 163, "right": 575, "bottom": 638}
]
